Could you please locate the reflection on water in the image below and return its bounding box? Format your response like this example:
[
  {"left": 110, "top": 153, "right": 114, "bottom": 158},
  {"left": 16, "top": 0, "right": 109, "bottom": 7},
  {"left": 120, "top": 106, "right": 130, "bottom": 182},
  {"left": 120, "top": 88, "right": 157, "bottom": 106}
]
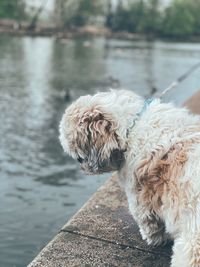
[{"left": 0, "top": 36, "right": 200, "bottom": 267}]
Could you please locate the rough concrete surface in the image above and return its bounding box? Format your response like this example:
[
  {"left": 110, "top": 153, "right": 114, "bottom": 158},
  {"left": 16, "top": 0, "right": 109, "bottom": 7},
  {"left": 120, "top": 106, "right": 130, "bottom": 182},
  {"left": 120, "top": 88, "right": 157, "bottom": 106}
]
[
  {"left": 28, "top": 91, "right": 200, "bottom": 267},
  {"left": 28, "top": 231, "right": 170, "bottom": 267},
  {"left": 28, "top": 176, "right": 171, "bottom": 267},
  {"left": 62, "top": 176, "right": 172, "bottom": 256}
]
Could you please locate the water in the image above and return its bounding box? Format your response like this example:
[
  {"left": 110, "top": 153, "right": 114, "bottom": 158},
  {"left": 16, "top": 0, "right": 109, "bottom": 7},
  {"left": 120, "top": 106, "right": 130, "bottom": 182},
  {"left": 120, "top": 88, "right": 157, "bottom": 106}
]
[{"left": 0, "top": 35, "right": 200, "bottom": 267}]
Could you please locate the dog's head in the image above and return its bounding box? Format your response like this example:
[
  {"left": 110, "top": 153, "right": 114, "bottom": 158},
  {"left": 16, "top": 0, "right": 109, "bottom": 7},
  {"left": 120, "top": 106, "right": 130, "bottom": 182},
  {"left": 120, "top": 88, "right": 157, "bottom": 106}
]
[{"left": 59, "top": 92, "right": 130, "bottom": 175}]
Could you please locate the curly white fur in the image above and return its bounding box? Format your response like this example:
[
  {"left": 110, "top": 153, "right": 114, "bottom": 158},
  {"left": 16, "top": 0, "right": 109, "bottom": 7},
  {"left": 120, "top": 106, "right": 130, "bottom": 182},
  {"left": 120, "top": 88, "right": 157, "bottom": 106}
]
[{"left": 59, "top": 89, "right": 200, "bottom": 267}]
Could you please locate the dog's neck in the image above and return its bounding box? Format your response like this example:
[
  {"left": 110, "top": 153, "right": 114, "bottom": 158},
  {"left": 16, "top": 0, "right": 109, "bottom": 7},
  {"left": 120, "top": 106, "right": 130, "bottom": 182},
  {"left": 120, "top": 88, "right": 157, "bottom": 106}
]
[{"left": 126, "top": 98, "right": 154, "bottom": 137}]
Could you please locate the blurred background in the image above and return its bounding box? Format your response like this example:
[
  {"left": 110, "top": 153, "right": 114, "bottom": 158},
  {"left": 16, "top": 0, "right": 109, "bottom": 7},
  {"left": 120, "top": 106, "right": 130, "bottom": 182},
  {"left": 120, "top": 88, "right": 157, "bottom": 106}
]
[{"left": 0, "top": 1, "right": 200, "bottom": 267}]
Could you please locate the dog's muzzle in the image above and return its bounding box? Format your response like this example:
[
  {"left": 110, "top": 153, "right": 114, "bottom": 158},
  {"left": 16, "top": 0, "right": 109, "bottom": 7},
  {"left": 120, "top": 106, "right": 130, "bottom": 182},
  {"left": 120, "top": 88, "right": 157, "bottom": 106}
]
[{"left": 80, "top": 148, "right": 125, "bottom": 175}]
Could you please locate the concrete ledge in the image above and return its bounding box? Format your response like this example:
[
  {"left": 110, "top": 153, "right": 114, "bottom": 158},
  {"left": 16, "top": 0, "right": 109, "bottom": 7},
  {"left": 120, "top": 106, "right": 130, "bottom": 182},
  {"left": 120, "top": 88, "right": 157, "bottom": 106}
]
[
  {"left": 28, "top": 91, "right": 200, "bottom": 267},
  {"left": 28, "top": 177, "right": 171, "bottom": 267}
]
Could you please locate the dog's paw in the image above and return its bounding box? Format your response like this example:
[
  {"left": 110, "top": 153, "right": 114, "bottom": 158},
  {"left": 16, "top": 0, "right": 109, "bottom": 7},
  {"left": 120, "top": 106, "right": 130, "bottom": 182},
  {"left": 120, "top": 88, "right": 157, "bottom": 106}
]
[
  {"left": 140, "top": 227, "right": 171, "bottom": 246},
  {"left": 148, "top": 232, "right": 172, "bottom": 247}
]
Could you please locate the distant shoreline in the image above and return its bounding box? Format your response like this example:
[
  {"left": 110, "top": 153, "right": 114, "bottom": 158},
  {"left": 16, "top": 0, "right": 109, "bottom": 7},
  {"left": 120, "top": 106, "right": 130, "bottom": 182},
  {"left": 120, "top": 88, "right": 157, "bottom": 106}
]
[{"left": 0, "top": 19, "right": 200, "bottom": 42}]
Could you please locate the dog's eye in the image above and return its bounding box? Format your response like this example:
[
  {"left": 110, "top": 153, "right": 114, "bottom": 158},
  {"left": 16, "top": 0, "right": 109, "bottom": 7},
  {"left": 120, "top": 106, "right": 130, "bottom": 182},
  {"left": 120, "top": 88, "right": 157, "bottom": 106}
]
[{"left": 77, "top": 157, "right": 84, "bottom": 164}]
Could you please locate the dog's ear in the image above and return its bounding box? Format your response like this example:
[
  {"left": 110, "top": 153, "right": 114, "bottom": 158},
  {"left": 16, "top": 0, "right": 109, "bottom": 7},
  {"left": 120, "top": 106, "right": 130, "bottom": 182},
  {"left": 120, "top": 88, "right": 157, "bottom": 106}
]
[
  {"left": 79, "top": 108, "right": 116, "bottom": 137},
  {"left": 77, "top": 108, "right": 124, "bottom": 173}
]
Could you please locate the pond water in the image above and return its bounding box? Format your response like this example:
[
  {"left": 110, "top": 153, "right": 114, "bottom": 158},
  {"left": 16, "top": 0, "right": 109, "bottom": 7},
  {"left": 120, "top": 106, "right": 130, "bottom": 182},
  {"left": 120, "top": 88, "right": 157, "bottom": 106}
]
[{"left": 0, "top": 35, "right": 200, "bottom": 267}]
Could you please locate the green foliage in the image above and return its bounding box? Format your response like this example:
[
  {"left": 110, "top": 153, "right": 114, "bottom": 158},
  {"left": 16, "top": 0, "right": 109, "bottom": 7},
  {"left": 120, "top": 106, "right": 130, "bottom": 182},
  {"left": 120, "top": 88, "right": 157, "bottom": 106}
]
[
  {"left": 67, "top": 0, "right": 104, "bottom": 27},
  {"left": 0, "top": 0, "right": 26, "bottom": 20},
  {"left": 106, "top": 0, "right": 200, "bottom": 38},
  {"left": 106, "top": 1, "right": 145, "bottom": 32},
  {"left": 143, "top": 0, "right": 161, "bottom": 33},
  {"left": 107, "top": 0, "right": 162, "bottom": 34},
  {"left": 162, "top": 0, "right": 195, "bottom": 37},
  {"left": 1, "top": 0, "right": 200, "bottom": 38}
]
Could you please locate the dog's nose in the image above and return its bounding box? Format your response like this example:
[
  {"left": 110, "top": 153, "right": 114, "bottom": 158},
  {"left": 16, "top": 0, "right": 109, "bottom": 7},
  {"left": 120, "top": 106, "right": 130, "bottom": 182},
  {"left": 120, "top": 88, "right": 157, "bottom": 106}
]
[
  {"left": 88, "top": 162, "right": 98, "bottom": 173},
  {"left": 80, "top": 161, "right": 97, "bottom": 174},
  {"left": 88, "top": 162, "right": 93, "bottom": 168}
]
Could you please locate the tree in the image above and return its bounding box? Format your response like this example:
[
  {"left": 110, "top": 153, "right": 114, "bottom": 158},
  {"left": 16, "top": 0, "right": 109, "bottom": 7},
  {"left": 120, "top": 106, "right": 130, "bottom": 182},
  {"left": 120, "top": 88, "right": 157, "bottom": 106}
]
[
  {"left": 105, "top": 0, "right": 200, "bottom": 37},
  {"left": 28, "top": 0, "right": 49, "bottom": 30},
  {"left": 105, "top": 0, "right": 112, "bottom": 28},
  {"left": 54, "top": 0, "right": 70, "bottom": 28},
  {"left": 107, "top": 0, "right": 147, "bottom": 33},
  {"left": 143, "top": 0, "right": 161, "bottom": 34},
  {"left": 0, "top": 0, "right": 26, "bottom": 20},
  {"left": 66, "top": 0, "right": 104, "bottom": 27},
  {"left": 162, "top": 0, "right": 195, "bottom": 37},
  {"left": 187, "top": 0, "right": 200, "bottom": 35}
]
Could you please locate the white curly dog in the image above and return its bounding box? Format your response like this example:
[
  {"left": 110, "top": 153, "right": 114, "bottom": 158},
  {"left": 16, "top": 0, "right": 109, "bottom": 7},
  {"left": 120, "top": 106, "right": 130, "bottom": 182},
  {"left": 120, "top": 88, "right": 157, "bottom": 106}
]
[{"left": 59, "top": 89, "right": 200, "bottom": 267}]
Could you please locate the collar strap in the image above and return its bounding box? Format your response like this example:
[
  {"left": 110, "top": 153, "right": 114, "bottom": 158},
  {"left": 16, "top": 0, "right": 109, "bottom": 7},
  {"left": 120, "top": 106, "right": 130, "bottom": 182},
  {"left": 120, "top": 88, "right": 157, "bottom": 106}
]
[{"left": 126, "top": 98, "right": 154, "bottom": 137}]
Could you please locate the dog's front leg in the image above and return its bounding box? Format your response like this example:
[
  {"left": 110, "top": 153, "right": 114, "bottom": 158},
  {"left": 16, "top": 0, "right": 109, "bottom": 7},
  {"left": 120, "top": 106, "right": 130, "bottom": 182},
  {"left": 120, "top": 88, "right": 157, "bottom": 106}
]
[
  {"left": 136, "top": 211, "right": 171, "bottom": 246},
  {"left": 127, "top": 192, "right": 171, "bottom": 246}
]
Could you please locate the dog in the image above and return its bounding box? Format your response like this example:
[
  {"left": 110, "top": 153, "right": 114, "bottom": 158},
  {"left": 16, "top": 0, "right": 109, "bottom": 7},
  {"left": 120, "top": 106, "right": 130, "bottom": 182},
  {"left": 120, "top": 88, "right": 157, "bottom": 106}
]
[{"left": 59, "top": 89, "right": 200, "bottom": 267}]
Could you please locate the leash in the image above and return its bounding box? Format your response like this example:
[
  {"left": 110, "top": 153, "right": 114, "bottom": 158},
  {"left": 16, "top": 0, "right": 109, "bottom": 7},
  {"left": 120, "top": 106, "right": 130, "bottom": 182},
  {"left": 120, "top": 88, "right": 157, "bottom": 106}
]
[
  {"left": 155, "top": 61, "right": 200, "bottom": 99},
  {"left": 127, "top": 62, "right": 200, "bottom": 137}
]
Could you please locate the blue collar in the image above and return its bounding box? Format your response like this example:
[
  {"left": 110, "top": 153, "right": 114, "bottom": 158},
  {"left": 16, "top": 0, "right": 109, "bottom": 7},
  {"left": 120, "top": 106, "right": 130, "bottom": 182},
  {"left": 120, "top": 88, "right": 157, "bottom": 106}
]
[{"left": 126, "top": 98, "right": 154, "bottom": 137}]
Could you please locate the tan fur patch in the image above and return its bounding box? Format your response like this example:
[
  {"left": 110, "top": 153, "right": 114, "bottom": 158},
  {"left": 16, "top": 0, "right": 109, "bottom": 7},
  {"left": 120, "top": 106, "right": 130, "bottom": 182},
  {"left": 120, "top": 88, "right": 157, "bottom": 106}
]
[
  {"left": 135, "top": 142, "right": 190, "bottom": 214},
  {"left": 188, "top": 234, "right": 200, "bottom": 267}
]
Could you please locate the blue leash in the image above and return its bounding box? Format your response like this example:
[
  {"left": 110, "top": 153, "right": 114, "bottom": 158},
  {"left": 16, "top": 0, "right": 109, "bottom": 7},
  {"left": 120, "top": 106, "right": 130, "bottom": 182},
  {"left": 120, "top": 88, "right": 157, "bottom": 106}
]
[
  {"left": 136, "top": 98, "right": 153, "bottom": 118},
  {"left": 126, "top": 62, "right": 200, "bottom": 137},
  {"left": 126, "top": 98, "right": 154, "bottom": 137}
]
